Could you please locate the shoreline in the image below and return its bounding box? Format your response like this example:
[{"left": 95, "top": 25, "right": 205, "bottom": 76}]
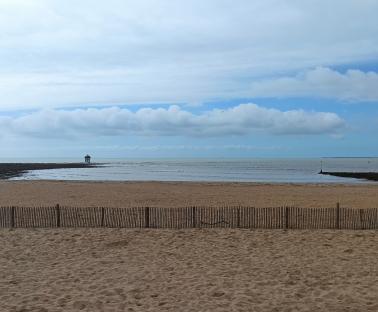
[{"left": 4, "top": 179, "right": 378, "bottom": 186}]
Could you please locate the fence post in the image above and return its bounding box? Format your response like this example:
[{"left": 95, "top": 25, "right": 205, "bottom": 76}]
[
  {"left": 11, "top": 206, "right": 15, "bottom": 228},
  {"left": 336, "top": 202, "right": 340, "bottom": 229},
  {"left": 360, "top": 209, "right": 364, "bottom": 230},
  {"left": 192, "top": 206, "right": 197, "bottom": 228},
  {"left": 101, "top": 207, "right": 105, "bottom": 227},
  {"left": 56, "top": 204, "right": 60, "bottom": 227},
  {"left": 145, "top": 207, "right": 150, "bottom": 228},
  {"left": 237, "top": 207, "right": 241, "bottom": 228},
  {"left": 285, "top": 206, "right": 289, "bottom": 230}
]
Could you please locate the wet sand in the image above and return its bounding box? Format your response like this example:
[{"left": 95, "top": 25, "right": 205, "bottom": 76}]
[
  {"left": 0, "top": 180, "right": 378, "bottom": 208},
  {"left": 1, "top": 228, "right": 378, "bottom": 312}
]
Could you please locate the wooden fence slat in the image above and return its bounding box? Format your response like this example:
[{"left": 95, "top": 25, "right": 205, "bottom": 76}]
[
  {"left": 0, "top": 207, "right": 9, "bottom": 228},
  {"left": 285, "top": 206, "right": 289, "bottom": 230},
  {"left": 336, "top": 203, "right": 340, "bottom": 229},
  {"left": 145, "top": 207, "right": 150, "bottom": 228},
  {"left": 360, "top": 209, "right": 364, "bottom": 230},
  {"left": 11, "top": 206, "right": 16, "bottom": 228}
]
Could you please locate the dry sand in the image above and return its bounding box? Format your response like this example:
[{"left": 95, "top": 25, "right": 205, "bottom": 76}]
[
  {"left": 1, "top": 181, "right": 378, "bottom": 311},
  {"left": 0, "top": 180, "right": 378, "bottom": 208},
  {"left": 1, "top": 228, "right": 378, "bottom": 312}
]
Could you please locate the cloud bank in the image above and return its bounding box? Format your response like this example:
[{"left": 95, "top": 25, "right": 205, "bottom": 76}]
[
  {"left": 249, "top": 67, "right": 378, "bottom": 101},
  {"left": 0, "top": 104, "right": 345, "bottom": 139}
]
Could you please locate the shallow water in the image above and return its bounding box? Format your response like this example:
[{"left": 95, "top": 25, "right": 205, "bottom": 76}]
[{"left": 7, "top": 158, "right": 378, "bottom": 183}]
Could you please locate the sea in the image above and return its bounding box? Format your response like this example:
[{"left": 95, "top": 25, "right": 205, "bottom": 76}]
[{"left": 4, "top": 158, "right": 378, "bottom": 184}]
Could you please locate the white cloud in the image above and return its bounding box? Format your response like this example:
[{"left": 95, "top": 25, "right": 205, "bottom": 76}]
[
  {"left": 91, "top": 144, "right": 283, "bottom": 151},
  {"left": 249, "top": 67, "right": 378, "bottom": 101},
  {"left": 0, "top": 104, "right": 345, "bottom": 138},
  {"left": 0, "top": 1, "right": 377, "bottom": 109}
]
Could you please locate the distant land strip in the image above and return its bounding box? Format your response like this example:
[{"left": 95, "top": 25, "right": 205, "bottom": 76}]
[
  {"left": 0, "top": 163, "right": 97, "bottom": 180},
  {"left": 322, "top": 157, "right": 378, "bottom": 159},
  {"left": 320, "top": 171, "right": 378, "bottom": 181}
]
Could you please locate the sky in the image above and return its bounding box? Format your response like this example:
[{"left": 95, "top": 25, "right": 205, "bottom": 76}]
[{"left": 0, "top": 0, "right": 378, "bottom": 159}]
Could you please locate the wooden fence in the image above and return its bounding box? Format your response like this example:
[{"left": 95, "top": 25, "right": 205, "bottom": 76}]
[{"left": 1, "top": 205, "right": 378, "bottom": 229}]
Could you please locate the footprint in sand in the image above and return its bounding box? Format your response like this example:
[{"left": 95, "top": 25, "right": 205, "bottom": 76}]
[
  {"left": 72, "top": 300, "right": 88, "bottom": 310},
  {"left": 212, "top": 290, "right": 225, "bottom": 298}
]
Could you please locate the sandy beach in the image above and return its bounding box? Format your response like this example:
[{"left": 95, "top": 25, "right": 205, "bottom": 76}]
[
  {"left": 2, "top": 0, "right": 377, "bottom": 310},
  {"left": 0, "top": 180, "right": 378, "bottom": 208},
  {"left": 1, "top": 228, "right": 378, "bottom": 312},
  {"left": 1, "top": 181, "right": 378, "bottom": 311}
]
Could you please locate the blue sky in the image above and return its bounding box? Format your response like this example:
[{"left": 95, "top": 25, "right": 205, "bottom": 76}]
[{"left": 0, "top": 0, "right": 378, "bottom": 159}]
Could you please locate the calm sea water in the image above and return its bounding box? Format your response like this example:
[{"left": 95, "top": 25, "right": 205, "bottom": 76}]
[{"left": 5, "top": 158, "right": 378, "bottom": 183}]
